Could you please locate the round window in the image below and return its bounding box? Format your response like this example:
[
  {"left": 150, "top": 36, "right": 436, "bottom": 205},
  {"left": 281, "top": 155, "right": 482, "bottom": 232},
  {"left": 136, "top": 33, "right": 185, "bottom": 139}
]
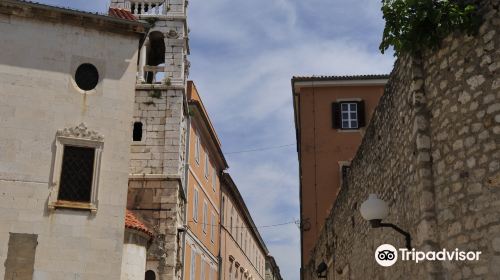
[{"left": 75, "top": 63, "right": 99, "bottom": 91}]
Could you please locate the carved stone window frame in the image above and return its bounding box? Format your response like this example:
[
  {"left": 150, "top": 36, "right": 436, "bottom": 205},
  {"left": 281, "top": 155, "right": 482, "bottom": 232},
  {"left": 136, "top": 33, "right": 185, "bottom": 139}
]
[{"left": 48, "top": 123, "right": 104, "bottom": 213}]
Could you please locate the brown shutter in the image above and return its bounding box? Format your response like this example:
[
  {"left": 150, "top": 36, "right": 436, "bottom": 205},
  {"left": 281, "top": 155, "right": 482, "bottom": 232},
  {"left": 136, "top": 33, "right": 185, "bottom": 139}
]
[
  {"left": 332, "top": 102, "right": 341, "bottom": 128},
  {"left": 357, "top": 100, "right": 366, "bottom": 127}
]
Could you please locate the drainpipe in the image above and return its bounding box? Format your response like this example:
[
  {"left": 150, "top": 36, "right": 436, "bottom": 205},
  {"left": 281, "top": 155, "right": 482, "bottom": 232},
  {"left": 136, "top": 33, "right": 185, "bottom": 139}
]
[{"left": 218, "top": 171, "right": 223, "bottom": 280}]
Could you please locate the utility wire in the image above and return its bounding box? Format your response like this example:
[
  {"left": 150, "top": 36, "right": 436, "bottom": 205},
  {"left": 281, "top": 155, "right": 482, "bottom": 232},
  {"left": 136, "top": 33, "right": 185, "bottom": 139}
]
[
  {"left": 187, "top": 220, "right": 298, "bottom": 229},
  {"left": 225, "top": 143, "right": 296, "bottom": 155}
]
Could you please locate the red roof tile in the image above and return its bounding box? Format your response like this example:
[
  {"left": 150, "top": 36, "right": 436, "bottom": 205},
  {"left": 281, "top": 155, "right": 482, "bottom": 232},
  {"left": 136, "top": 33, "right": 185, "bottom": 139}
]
[
  {"left": 108, "top": 7, "right": 137, "bottom": 21},
  {"left": 125, "top": 210, "right": 154, "bottom": 237}
]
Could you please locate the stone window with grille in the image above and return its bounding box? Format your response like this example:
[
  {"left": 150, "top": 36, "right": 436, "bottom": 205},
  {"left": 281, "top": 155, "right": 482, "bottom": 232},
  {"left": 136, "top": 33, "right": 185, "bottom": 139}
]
[{"left": 48, "top": 123, "right": 104, "bottom": 213}]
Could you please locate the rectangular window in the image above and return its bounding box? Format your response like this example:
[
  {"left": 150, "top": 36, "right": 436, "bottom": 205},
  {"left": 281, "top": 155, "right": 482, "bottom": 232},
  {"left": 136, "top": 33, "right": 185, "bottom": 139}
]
[
  {"left": 201, "top": 259, "right": 205, "bottom": 280},
  {"left": 204, "top": 153, "right": 209, "bottom": 179},
  {"left": 190, "top": 250, "right": 196, "bottom": 280},
  {"left": 236, "top": 217, "right": 239, "bottom": 243},
  {"left": 332, "top": 101, "right": 365, "bottom": 130},
  {"left": 341, "top": 102, "right": 358, "bottom": 129},
  {"left": 203, "top": 201, "right": 208, "bottom": 233},
  {"left": 58, "top": 146, "right": 95, "bottom": 202},
  {"left": 48, "top": 124, "right": 104, "bottom": 213},
  {"left": 221, "top": 197, "right": 225, "bottom": 225},
  {"left": 230, "top": 207, "right": 234, "bottom": 235},
  {"left": 341, "top": 165, "right": 351, "bottom": 189},
  {"left": 210, "top": 212, "right": 215, "bottom": 243},
  {"left": 193, "top": 188, "right": 199, "bottom": 222},
  {"left": 212, "top": 166, "right": 217, "bottom": 191},
  {"left": 195, "top": 134, "right": 200, "bottom": 165}
]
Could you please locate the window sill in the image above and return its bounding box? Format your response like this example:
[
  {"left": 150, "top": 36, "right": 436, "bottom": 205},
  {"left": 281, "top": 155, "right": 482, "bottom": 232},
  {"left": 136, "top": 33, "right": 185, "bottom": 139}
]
[
  {"left": 336, "top": 128, "right": 363, "bottom": 133},
  {"left": 49, "top": 200, "right": 97, "bottom": 213}
]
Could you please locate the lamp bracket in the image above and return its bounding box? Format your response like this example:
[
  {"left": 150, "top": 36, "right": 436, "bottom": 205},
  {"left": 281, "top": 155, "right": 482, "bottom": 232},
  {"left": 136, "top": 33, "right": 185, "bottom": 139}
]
[{"left": 370, "top": 219, "right": 412, "bottom": 250}]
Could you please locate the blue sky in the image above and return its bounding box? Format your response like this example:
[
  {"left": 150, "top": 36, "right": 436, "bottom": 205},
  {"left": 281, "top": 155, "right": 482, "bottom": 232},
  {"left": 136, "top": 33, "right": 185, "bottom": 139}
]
[{"left": 36, "top": 0, "right": 394, "bottom": 278}]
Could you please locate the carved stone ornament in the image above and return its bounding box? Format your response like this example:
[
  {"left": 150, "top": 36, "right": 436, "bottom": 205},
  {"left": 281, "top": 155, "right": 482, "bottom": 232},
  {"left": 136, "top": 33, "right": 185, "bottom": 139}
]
[
  {"left": 56, "top": 123, "right": 104, "bottom": 141},
  {"left": 166, "top": 29, "right": 179, "bottom": 39}
]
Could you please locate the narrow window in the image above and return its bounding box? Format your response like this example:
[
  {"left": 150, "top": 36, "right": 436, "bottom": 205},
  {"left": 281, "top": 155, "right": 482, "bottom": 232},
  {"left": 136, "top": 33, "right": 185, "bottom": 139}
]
[
  {"left": 133, "top": 122, "right": 143, "bottom": 141},
  {"left": 193, "top": 188, "right": 199, "bottom": 222},
  {"left": 210, "top": 212, "right": 215, "bottom": 243},
  {"left": 195, "top": 134, "right": 200, "bottom": 164},
  {"left": 212, "top": 166, "right": 217, "bottom": 191},
  {"left": 190, "top": 250, "right": 196, "bottom": 280},
  {"left": 58, "top": 146, "right": 95, "bottom": 202},
  {"left": 230, "top": 216, "right": 233, "bottom": 235},
  {"left": 236, "top": 217, "right": 239, "bottom": 243},
  {"left": 341, "top": 165, "right": 351, "bottom": 189},
  {"left": 204, "top": 153, "right": 209, "bottom": 179},
  {"left": 203, "top": 201, "right": 208, "bottom": 233},
  {"left": 340, "top": 102, "right": 358, "bottom": 129},
  {"left": 221, "top": 197, "right": 225, "bottom": 224},
  {"left": 200, "top": 259, "right": 205, "bottom": 280}
]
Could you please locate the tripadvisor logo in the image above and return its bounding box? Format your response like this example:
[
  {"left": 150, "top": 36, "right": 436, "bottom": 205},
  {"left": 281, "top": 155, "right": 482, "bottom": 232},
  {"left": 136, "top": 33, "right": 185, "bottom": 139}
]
[{"left": 375, "top": 244, "right": 481, "bottom": 267}]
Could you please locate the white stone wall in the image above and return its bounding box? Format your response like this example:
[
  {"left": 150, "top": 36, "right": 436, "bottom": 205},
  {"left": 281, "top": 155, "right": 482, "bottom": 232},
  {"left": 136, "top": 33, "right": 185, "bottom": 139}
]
[
  {"left": 121, "top": 243, "right": 147, "bottom": 280},
  {"left": 0, "top": 14, "right": 139, "bottom": 280}
]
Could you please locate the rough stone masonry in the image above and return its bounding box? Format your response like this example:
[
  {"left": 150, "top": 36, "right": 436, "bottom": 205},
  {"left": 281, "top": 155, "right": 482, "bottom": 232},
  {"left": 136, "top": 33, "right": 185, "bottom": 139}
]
[{"left": 305, "top": 0, "right": 500, "bottom": 279}]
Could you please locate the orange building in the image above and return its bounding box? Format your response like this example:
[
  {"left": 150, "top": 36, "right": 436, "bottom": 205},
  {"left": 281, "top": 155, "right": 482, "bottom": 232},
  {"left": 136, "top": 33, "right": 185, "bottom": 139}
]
[
  {"left": 291, "top": 75, "right": 388, "bottom": 277},
  {"left": 220, "top": 173, "right": 268, "bottom": 280},
  {"left": 184, "top": 81, "right": 229, "bottom": 280}
]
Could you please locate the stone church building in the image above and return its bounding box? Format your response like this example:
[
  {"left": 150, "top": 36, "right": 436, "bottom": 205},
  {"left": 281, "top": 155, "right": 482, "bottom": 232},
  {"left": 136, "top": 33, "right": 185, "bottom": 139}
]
[
  {"left": 0, "top": 0, "right": 147, "bottom": 279},
  {"left": 0, "top": 0, "right": 190, "bottom": 279}
]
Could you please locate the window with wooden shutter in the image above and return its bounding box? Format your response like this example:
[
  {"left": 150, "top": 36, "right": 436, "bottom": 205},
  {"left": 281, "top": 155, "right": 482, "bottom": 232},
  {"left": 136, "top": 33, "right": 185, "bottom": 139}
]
[
  {"left": 332, "top": 102, "right": 341, "bottom": 128},
  {"left": 333, "top": 100, "right": 366, "bottom": 130},
  {"left": 357, "top": 100, "right": 366, "bottom": 127}
]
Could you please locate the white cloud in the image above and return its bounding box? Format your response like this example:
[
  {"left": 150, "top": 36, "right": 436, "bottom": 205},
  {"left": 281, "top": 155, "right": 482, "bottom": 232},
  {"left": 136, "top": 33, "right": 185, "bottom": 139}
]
[
  {"left": 188, "top": 1, "right": 394, "bottom": 279},
  {"left": 33, "top": 0, "right": 394, "bottom": 279}
]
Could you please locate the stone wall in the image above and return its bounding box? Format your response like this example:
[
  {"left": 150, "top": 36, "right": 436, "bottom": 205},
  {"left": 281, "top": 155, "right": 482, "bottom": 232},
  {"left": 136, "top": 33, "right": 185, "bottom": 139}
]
[
  {"left": 306, "top": 1, "right": 499, "bottom": 279},
  {"left": 128, "top": 87, "right": 187, "bottom": 280},
  {"left": 0, "top": 8, "right": 140, "bottom": 280}
]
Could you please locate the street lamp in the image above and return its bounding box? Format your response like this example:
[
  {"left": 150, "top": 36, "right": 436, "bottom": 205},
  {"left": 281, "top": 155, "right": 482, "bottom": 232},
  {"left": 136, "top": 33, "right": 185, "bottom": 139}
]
[{"left": 360, "top": 194, "right": 412, "bottom": 250}]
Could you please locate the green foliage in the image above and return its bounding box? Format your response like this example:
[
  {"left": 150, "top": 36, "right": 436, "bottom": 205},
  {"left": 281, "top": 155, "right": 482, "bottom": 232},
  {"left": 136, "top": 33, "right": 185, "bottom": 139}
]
[
  {"left": 148, "top": 90, "right": 162, "bottom": 99},
  {"left": 145, "top": 18, "right": 158, "bottom": 27},
  {"left": 163, "top": 77, "right": 172, "bottom": 86},
  {"left": 380, "top": 0, "right": 481, "bottom": 55}
]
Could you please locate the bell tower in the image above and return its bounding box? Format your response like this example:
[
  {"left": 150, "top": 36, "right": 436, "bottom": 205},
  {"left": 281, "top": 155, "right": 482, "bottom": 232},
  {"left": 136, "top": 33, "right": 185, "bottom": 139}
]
[
  {"left": 110, "top": 0, "right": 190, "bottom": 86},
  {"left": 109, "top": 1, "right": 190, "bottom": 280}
]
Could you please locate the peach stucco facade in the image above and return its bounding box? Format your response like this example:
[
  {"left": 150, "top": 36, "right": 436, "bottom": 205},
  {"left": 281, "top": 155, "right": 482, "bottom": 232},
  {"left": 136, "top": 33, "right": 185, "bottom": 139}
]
[
  {"left": 292, "top": 76, "right": 388, "bottom": 274},
  {"left": 184, "top": 81, "right": 228, "bottom": 280},
  {"left": 220, "top": 174, "right": 268, "bottom": 280}
]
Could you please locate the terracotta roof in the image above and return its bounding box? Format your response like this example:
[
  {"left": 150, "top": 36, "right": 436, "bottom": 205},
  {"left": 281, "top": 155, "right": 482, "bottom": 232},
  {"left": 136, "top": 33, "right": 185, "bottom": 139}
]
[
  {"left": 2, "top": 0, "right": 147, "bottom": 35},
  {"left": 292, "top": 74, "right": 390, "bottom": 82},
  {"left": 108, "top": 7, "right": 137, "bottom": 21},
  {"left": 125, "top": 210, "right": 154, "bottom": 236}
]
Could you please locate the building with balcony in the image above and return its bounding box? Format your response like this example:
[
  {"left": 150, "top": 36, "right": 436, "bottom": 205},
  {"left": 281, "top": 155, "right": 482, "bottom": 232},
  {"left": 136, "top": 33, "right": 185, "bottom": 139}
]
[
  {"left": 0, "top": 1, "right": 146, "bottom": 279},
  {"left": 108, "top": 0, "right": 191, "bottom": 279},
  {"left": 291, "top": 75, "right": 388, "bottom": 277}
]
